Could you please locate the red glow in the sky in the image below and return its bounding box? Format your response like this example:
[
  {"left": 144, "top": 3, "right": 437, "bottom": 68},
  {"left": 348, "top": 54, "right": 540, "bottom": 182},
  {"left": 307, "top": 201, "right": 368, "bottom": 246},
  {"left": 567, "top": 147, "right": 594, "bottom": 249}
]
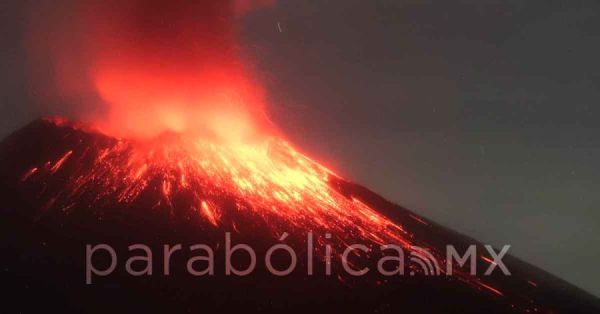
[
  {"left": 28, "top": 0, "right": 275, "bottom": 141},
  {"left": 94, "top": 65, "right": 268, "bottom": 141}
]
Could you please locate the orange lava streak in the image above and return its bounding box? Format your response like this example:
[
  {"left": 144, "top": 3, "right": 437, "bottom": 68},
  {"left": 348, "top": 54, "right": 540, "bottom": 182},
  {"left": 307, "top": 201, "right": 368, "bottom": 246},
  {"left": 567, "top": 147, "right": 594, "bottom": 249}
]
[
  {"left": 479, "top": 282, "right": 505, "bottom": 297},
  {"left": 50, "top": 150, "right": 73, "bottom": 173}
]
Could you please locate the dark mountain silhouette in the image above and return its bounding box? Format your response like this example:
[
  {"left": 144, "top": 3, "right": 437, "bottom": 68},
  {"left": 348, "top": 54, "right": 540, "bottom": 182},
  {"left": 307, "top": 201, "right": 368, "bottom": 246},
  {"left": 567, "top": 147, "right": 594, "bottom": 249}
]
[{"left": 1, "top": 118, "right": 598, "bottom": 313}]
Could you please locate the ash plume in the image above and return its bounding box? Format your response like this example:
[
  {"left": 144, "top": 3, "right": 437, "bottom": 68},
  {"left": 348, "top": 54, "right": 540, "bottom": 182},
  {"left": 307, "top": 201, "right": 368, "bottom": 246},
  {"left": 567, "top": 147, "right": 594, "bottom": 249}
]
[{"left": 26, "top": 0, "right": 275, "bottom": 140}]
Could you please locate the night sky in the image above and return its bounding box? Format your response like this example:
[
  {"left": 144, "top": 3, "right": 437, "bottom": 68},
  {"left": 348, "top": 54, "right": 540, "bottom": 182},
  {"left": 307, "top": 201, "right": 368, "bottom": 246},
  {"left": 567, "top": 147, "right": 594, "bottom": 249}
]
[{"left": 2, "top": 1, "right": 600, "bottom": 296}]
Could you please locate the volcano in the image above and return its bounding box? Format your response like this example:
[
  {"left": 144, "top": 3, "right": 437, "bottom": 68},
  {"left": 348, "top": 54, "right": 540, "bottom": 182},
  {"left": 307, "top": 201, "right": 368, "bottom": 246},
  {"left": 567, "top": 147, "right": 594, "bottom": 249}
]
[{"left": 1, "top": 118, "right": 599, "bottom": 313}]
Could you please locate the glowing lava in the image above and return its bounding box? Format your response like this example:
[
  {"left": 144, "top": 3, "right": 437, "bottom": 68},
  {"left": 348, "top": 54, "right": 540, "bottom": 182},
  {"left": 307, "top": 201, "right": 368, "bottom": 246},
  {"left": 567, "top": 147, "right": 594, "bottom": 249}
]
[{"left": 25, "top": 119, "right": 409, "bottom": 248}]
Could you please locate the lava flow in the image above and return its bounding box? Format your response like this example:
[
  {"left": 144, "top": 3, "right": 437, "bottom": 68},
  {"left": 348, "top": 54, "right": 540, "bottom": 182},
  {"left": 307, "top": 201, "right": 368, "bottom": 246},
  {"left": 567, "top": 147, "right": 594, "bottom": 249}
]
[
  {"left": 23, "top": 117, "right": 411, "bottom": 249},
  {"left": 18, "top": 117, "right": 512, "bottom": 299}
]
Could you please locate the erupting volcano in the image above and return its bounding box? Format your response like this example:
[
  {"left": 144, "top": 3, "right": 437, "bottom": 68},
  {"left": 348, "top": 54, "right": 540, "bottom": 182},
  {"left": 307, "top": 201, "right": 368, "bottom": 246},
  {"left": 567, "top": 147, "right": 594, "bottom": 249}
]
[
  {"left": 23, "top": 0, "right": 418, "bottom": 264},
  {"left": 2, "top": 0, "right": 600, "bottom": 313}
]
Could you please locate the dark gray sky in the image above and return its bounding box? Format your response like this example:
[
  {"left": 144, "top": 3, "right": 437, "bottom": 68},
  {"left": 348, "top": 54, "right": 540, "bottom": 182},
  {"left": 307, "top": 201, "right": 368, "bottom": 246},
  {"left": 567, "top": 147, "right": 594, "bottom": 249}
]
[{"left": 2, "top": 0, "right": 600, "bottom": 296}]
